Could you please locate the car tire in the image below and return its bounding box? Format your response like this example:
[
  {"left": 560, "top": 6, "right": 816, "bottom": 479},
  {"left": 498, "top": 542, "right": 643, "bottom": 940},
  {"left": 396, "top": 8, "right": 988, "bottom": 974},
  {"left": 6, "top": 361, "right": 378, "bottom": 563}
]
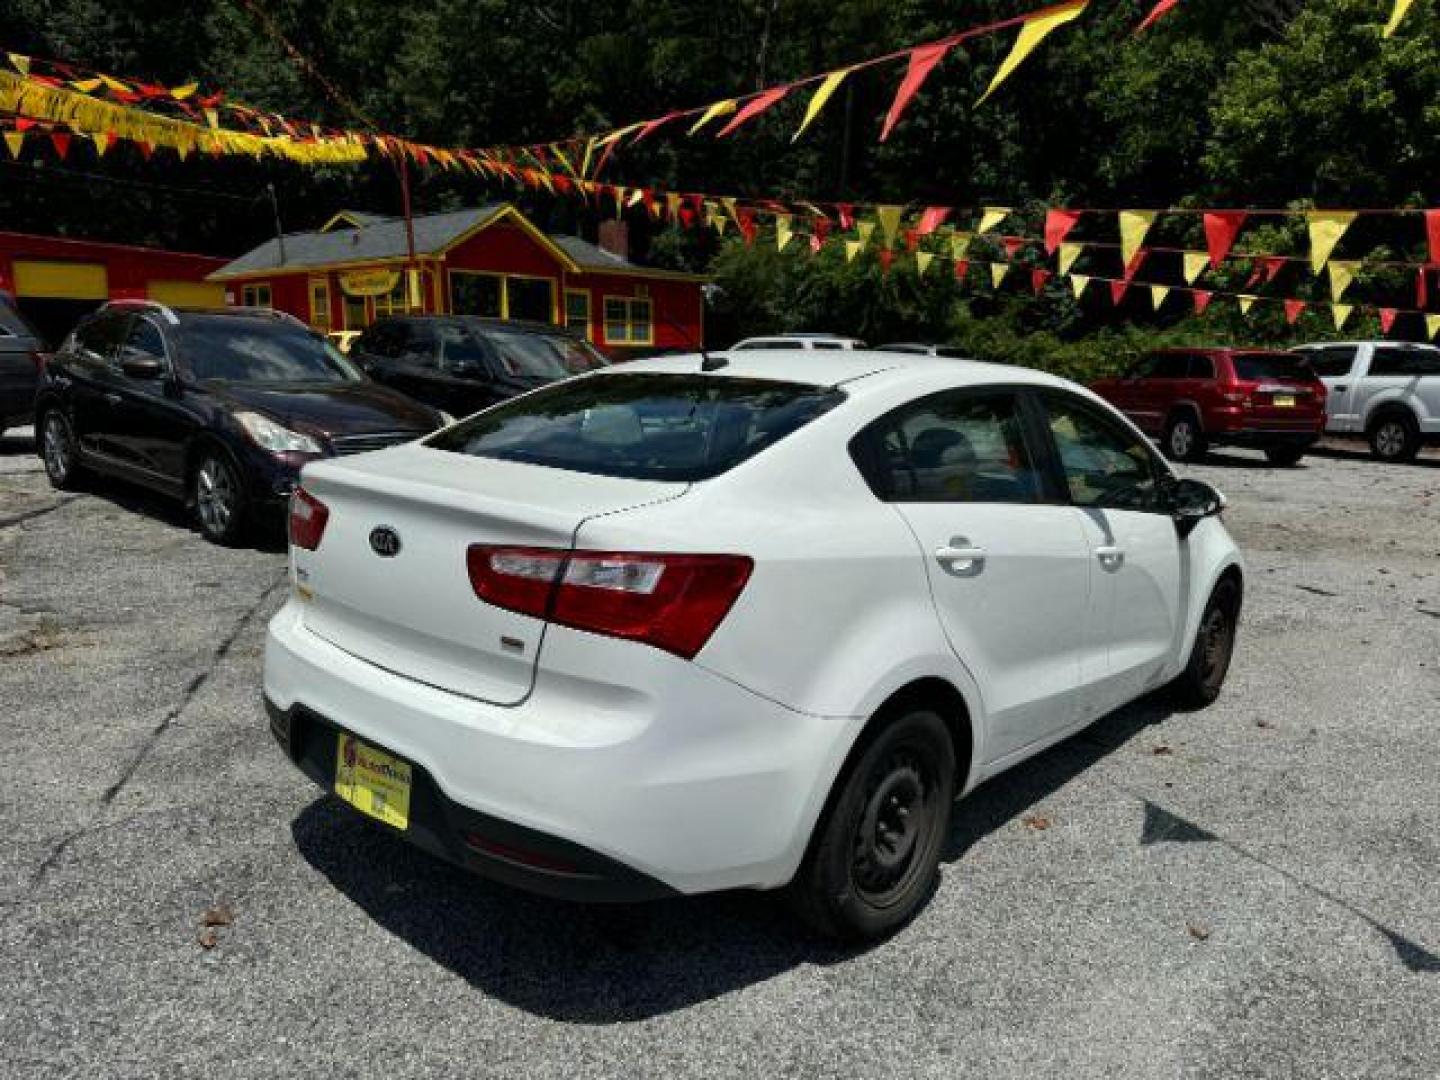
[
  {"left": 39, "top": 409, "right": 85, "bottom": 491},
  {"left": 1264, "top": 445, "right": 1306, "bottom": 467},
  {"left": 1163, "top": 413, "right": 1208, "bottom": 463},
  {"left": 1368, "top": 412, "right": 1420, "bottom": 463},
  {"left": 1171, "top": 577, "right": 1241, "bottom": 708},
  {"left": 191, "top": 448, "right": 249, "bottom": 545},
  {"left": 788, "top": 709, "right": 955, "bottom": 941}
]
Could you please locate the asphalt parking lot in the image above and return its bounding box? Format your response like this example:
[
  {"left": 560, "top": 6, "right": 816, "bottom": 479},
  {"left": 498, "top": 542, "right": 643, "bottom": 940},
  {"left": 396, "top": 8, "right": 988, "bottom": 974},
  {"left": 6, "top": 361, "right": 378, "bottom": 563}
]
[{"left": 2, "top": 428, "right": 1438, "bottom": 1079}]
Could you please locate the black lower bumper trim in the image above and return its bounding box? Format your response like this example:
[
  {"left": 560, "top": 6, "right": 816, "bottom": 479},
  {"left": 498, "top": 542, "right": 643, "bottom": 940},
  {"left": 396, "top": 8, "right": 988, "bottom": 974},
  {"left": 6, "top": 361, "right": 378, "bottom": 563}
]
[
  {"left": 1214, "top": 431, "right": 1320, "bottom": 450},
  {"left": 265, "top": 697, "right": 679, "bottom": 903}
]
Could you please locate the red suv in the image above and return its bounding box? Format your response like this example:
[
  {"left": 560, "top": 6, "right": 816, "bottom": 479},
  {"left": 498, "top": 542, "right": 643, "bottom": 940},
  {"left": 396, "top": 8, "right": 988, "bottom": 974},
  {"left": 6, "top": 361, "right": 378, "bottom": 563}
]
[{"left": 1090, "top": 348, "right": 1327, "bottom": 465}]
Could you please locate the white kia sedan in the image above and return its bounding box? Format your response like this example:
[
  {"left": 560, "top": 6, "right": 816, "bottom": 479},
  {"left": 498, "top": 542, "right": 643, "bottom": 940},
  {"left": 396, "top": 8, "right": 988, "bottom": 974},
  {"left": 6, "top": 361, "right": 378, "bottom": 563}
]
[{"left": 265, "top": 350, "right": 1242, "bottom": 939}]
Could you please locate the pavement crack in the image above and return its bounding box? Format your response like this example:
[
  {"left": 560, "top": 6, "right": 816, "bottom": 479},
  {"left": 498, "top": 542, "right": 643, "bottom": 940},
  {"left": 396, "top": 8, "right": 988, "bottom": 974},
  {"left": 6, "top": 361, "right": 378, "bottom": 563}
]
[
  {"left": 0, "top": 495, "right": 82, "bottom": 530},
  {"left": 29, "top": 571, "right": 286, "bottom": 887}
]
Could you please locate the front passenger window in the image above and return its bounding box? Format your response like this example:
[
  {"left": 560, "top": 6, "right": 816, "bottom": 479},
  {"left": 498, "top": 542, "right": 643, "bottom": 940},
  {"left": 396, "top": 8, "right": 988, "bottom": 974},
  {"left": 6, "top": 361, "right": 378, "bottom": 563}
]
[{"left": 1044, "top": 394, "right": 1161, "bottom": 511}]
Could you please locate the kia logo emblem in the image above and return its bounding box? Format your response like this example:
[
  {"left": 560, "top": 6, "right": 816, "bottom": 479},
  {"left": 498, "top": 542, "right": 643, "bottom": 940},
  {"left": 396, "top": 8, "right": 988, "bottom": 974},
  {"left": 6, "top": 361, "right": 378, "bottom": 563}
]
[{"left": 369, "top": 526, "right": 402, "bottom": 557}]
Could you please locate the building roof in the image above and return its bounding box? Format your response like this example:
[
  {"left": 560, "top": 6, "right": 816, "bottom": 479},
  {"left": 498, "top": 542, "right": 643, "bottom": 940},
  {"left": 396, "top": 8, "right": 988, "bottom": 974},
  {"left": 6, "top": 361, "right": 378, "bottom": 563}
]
[{"left": 210, "top": 203, "right": 707, "bottom": 283}]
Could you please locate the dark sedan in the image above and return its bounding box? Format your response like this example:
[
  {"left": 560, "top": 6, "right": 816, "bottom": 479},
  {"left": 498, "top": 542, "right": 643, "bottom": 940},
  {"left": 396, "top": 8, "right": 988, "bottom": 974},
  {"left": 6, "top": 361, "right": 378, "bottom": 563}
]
[
  {"left": 0, "top": 291, "right": 46, "bottom": 434},
  {"left": 36, "top": 302, "right": 441, "bottom": 543},
  {"left": 350, "top": 315, "right": 608, "bottom": 419}
]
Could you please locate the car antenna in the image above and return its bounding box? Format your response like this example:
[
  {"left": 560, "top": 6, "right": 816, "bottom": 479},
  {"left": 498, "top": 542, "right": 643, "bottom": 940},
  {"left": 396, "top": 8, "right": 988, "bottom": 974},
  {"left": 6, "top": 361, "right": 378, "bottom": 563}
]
[{"left": 652, "top": 294, "right": 727, "bottom": 371}]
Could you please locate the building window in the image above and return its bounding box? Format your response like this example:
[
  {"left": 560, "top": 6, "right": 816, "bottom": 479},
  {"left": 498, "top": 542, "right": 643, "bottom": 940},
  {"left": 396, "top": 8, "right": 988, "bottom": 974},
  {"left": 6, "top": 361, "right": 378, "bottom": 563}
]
[
  {"left": 564, "top": 289, "right": 592, "bottom": 338},
  {"left": 508, "top": 276, "right": 555, "bottom": 323},
  {"left": 603, "top": 295, "right": 653, "bottom": 345},
  {"left": 308, "top": 278, "right": 331, "bottom": 331},
  {"left": 241, "top": 283, "right": 272, "bottom": 308},
  {"left": 450, "top": 272, "right": 556, "bottom": 323}
]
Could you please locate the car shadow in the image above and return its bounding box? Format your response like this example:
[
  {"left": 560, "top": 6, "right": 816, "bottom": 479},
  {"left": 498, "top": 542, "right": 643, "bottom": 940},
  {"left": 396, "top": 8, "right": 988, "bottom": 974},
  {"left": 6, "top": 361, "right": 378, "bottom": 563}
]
[
  {"left": 65, "top": 472, "right": 288, "bottom": 553},
  {"left": 290, "top": 692, "right": 1176, "bottom": 1023},
  {"left": 0, "top": 429, "right": 35, "bottom": 456},
  {"left": 1307, "top": 442, "right": 1440, "bottom": 469}
]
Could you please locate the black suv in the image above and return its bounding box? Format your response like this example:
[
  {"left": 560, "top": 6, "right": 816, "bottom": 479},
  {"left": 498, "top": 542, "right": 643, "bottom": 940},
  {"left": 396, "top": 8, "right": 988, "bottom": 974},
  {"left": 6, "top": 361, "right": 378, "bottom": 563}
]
[
  {"left": 0, "top": 291, "right": 46, "bottom": 434},
  {"left": 351, "top": 315, "right": 608, "bottom": 419},
  {"left": 36, "top": 302, "right": 441, "bottom": 543}
]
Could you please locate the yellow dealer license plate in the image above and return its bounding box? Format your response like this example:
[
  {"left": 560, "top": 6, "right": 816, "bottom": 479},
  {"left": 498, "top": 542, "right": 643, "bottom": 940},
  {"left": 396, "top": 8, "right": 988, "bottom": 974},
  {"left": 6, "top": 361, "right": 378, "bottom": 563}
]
[
  {"left": 335, "top": 732, "right": 412, "bottom": 830},
  {"left": 1273, "top": 394, "right": 1295, "bottom": 408}
]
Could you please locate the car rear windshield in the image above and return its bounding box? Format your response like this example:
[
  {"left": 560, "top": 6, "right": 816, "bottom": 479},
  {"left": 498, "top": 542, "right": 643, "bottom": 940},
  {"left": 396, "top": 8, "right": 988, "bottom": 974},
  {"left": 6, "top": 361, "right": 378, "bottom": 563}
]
[
  {"left": 481, "top": 326, "right": 608, "bottom": 379},
  {"left": 1232, "top": 353, "right": 1313, "bottom": 381},
  {"left": 178, "top": 316, "right": 363, "bottom": 384},
  {"left": 426, "top": 372, "right": 845, "bottom": 481}
]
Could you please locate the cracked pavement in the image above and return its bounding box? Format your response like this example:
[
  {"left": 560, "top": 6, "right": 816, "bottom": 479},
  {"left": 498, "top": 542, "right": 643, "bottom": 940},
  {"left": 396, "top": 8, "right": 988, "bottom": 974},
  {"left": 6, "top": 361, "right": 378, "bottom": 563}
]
[{"left": 1, "top": 428, "right": 1438, "bottom": 1079}]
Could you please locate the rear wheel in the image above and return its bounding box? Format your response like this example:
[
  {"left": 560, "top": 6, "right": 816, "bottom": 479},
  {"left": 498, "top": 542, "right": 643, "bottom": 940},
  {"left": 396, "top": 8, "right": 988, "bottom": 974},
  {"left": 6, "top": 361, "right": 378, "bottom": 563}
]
[
  {"left": 191, "top": 449, "right": 249, "bottom": 545},
  {"left": 788, "top": 709, "right": 955, "bottom": 941},
  {"left": 1171, "top": 577, "right": 1241, "bottom": 707},
  {"left": 1368, "top": 413, "right": 1420, "bottom": 463},
  {"left": 1163, "top": 413, "right": 1207, "bottom": 463},
  {"left": 39, "top": 409, "right": 85, "bottom": 491},
  {"left": 1264, "top": 445, "right": 1306, "bottom": 467}
]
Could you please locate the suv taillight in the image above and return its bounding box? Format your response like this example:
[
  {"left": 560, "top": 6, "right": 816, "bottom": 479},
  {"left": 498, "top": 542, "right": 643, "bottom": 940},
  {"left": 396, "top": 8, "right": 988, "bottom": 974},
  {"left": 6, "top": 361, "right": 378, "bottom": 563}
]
[
  {"left": 289, "top": 488, "right": 330, "bottom": 551},
  {"left": 466, "top": 545, "right": 753, "bottom": 660}
]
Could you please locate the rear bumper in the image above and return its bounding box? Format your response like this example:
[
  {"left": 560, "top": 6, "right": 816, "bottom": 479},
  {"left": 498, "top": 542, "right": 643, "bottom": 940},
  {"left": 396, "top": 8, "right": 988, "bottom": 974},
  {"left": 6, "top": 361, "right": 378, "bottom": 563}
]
[
  {"left": 263, "top": 597, "right": 862, "bottom": 897},
  {"left": 1210, "top": 428, "right": 1320, "bottom": 449}
]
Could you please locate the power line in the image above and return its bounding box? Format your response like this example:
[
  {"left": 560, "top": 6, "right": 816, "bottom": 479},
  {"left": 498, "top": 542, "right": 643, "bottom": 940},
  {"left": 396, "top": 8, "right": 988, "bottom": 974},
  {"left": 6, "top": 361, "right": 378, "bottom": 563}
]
[{"left": 0, "top": 157, "right": 265, "bottom": 204}]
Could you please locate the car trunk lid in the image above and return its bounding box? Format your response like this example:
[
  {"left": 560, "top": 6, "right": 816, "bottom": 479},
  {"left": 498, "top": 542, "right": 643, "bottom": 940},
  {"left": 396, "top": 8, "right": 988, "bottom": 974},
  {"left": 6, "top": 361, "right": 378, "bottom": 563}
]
[
  {"left": 293, "top": 442, "right": 685, "bottom": 705},
  {"left": 1229, "top": 353, "right": 1326, "bottom": 425}
]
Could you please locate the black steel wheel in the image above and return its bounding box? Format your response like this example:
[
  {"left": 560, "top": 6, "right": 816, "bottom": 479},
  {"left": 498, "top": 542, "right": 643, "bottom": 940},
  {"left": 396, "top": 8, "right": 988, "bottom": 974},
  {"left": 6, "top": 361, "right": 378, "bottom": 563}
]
[
  {"left": 789, "top": 709, "right": 955, "bottom": 940},
  {"left": 1172, "top": 577, "right": 1241, "bottom": 707}
]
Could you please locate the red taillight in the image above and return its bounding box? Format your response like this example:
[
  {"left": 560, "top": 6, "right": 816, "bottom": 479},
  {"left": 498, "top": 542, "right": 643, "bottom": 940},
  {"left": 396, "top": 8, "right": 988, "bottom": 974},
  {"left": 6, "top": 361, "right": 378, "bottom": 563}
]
[
  {"left": 289, "top": 488, "right": 330, "bottom": 551},
  {"left": 466, "top": 545, "right": 753, "bottom": 660},
  {"left": 30, "top": 350, "right": 49, "bottom": 373}
]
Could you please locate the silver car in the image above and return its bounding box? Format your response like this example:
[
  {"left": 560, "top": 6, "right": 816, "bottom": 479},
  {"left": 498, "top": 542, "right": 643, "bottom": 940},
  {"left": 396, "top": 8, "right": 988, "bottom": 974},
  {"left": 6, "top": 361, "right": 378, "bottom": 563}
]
[{"left": 1292, "top": 342, "right": 1440, "bottom": 462}]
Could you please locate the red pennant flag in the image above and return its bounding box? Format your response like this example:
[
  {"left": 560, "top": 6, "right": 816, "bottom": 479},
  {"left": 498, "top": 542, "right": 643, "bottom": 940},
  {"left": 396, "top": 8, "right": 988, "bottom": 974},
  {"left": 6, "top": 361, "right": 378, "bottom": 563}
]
[
  {"left": 1284, "top": 299, "right": 1307, "bottom": 325},
  {"left": 813, "top": 217, "right": 832, "bottom": 245},
  {"left": 1192, "top": 290, "right": 1213, "bottom": 315},
  {"left": 15, "top": 117, "right": 35, "bottom": 132},
  {"left": 678, "top": 207, "right": 696, "bottom": 228},
  {"left": 716, "top": 86, "right": 790, "bottom": 138},
  {"left": 1124, "top": 249, "right": 1148, "bottom": 280},
  {"left": 954, "top": 259, "right": 970, "bottom": 281},
  {"left": 1261, "top": 256, "right": 1285, "bottom": 284},
  {"left": 1135, "top": 0, "right": 1182, "bottom": 34},
  {"left": 1418, "top": 266, "right": 1429, "bottom": 310},
  {"left": 916, "top": 206, "right": 951, "bottom": 236},
  {"left": 634, "top": 112, "right": 682, "bottom": 144},
  {"left": 737, "top": 209, "right": 758, "bottom": 245},
  {"left": 904, "top": 229, "right": 920, "bottom": 253},
  {"left": 1110, "top": 280, "right": 1130, "bottom": 306},
  {"left": 49, "top": 131, "right": 70, "bottom": 159},
  {"left": 878, "top": 248, "right": 895, "bottom": 274},
  {"left": 880, "top": 42, "right": 952, "bottom": 142},
  {"left": 809, "top": 234, "right": 823, "bottom": 255},
  {"left": 1044, "top": 209, "right": 1082, "bottom": 255},
  {"left": 1031, "top": 268, "right": 1052, "bottom": 295},
  {"left": 1003, "top": 236, "right": 1025, "bottom": 259},
  {"left": 1380, "top": 307, "right": 1399, "bottom": 334},
  {"left": 1426, "top": 210, "right": 1440, "bottom": 267},
  {"left": 137, "top": 141, "right": 154, "bottom": 160},
  {"left": 1203, "top": 211, "right": 1246, "bottom": 269},
  {"left": 837, "top": 204, "right": 855, "bottom": 232}
]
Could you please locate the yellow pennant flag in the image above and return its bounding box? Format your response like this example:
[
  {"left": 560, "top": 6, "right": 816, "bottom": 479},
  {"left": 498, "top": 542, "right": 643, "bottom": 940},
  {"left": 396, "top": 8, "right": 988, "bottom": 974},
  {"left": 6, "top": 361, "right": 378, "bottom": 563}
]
[
  {"left": 1119, "top": 210, "right": 1156, "bottom": 267},
  {"left": 776, "top": 214, "right": 794, "bottom": 252},
  {"left": 90, "top": 132, "right": 108, "bottom": 156},
  {"left": 1328, "top": 260, "right": 1359, "bottom": 302},
  {"left": 978, "top": 0, "right": 1089, "bottom": 106},
  {"left": 793, "top": 68, "right": 851, "bottom": 142},
  {"left": 1238, "top": 294, "right": 1258, "bottom": 316},
  {"left": 713, "top": 215, "right": 729, "bottom": 236},
  {"left": 875, "top": 205, "right": 904, "bottom": 246},
  {"left": 1070, "top": 273, "right": 1091, "bottom": 299},
  {"left": 990, "top": 263, "right": 1009, "bottom": 289},
  {"left": 98, "top": 73, "right": 131, "bottom": 94},
  {"left": 1384, "top": 0, "right": 1417, "bottom": 37},
  {"left": 951, "top": 231, "right": 974, "bottom": 259},
  {"left": 171, "top": 81, "right": 199, "bottom": 100},
  {"left": 204, "top": 108, "right": 220, "bottom": 129},
  {"left": 626, "top": 188, "right": 645, "bottom": 208},
  {"left": 688, "top": 99, "right": 737, "bottom": 136},
  {"left": 3, "top": 130, "right": 23, "bottom": 158},
  {"left": 1058, "top": 242, "right": 1083, "bottom": 276},
  {"left": 916, "top": 250, "right": 935, "bottom": 276},
  {"left": 1150, "top": 285, "right": 1171, "bottom": 311},
  {"left": 1426, "top": 313, "right": 1440, "bottom": 341},
  {"left": 1332, "top": 303, "right": 1354, "bottom": 331},
  {"left": 857, "top": 220, "right": 876, "bottom": 246},
  {"left": 70, "top": 78, "right": 101, "bottom": 93},
  {"left": 978, "top": 207, "right": 1010, "bottom": 234},
  {"left": 845, "top": 239, "right": 864, "bottom": 263},
  {"left": 7, "top": 53, "right": 29, "bottom": 75},
  {"left": 1308, "top": 211, "right": 1356, "bottom": 272},
  {"left": 1182, "top": 251, "right": 1209, "bottom": 285}
]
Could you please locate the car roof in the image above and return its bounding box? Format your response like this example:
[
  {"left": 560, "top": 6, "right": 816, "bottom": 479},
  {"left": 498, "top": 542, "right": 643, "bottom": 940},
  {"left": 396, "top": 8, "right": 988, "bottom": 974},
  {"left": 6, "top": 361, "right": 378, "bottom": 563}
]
[
  {"left": 374, "top": 314, "right": 582, "bottom": 337},
  {"left": 614, "top": 348, "right": 1074, "bottom": 393},
  {"left": 1148, "top": 346, "right": 1292, "bottom": 357}
]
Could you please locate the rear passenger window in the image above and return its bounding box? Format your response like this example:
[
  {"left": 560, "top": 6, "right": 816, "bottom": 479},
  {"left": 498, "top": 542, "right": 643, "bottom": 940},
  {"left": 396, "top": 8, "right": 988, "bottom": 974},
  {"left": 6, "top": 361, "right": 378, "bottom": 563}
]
[
  {"left": 856, "top": 391, "right": 1041, "bottom": 504},
  {"left": 1187, "top": 354, "right": 1215, "bottom": 379},
  {"left": 1372, "top": 348, "right": 1440, "bottom": 376},
  {"left": 1305, "top": 346, "right": 1357, "bottom": 378}
]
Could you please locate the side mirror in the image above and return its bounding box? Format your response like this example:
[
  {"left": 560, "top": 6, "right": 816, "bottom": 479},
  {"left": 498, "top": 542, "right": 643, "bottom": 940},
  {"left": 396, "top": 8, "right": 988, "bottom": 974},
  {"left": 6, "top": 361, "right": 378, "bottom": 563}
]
[
  {"left": 1168, "top": 477, "right": 1225, "bottom": 536},
  {"left": 119, "top": 347, "right": 165, "bottom": 380}
]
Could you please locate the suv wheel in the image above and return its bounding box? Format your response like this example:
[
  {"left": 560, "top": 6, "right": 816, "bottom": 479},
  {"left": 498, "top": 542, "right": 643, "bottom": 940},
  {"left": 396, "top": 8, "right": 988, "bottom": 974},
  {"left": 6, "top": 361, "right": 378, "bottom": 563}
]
[
  {"left": 1171, "top": 577, "right": 1241, "bottom": 707},
  {"left": 1368, "top": 413, "right": 1420, "bottom": 463},
  {"left": 40, "top": 410, "right": 84, "bottom": 491},
  {"left": 788, "top": 709, "right": 955, "bottom": 940},
  {"left": 191, "top": 450, "right": 248, "bottom": 545},
  {"left": 1163, "top": 414, "right": 1207, "bottom": 463}
]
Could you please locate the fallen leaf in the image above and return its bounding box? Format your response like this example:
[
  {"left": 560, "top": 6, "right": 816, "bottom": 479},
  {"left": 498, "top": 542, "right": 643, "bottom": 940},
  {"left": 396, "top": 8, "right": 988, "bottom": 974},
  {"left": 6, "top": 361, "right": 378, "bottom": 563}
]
[
  {"left": 1152, "top": 745, "right": 1174, "bottom": 757},
  {"left": 1021, "top": 813, "right": 1052, "bottom": 832},
  {"left": 197, "top": 928, "right": 219, "bottom": 950},
  {"left": 1256, "top": 719, "right": 1273, "bottom": 730},
  {"left": 200, "top": 904, "right": 234, "bottom": 928},
  {"left": 1187, "top": 922, "right": 1211, "bottom": 941}
]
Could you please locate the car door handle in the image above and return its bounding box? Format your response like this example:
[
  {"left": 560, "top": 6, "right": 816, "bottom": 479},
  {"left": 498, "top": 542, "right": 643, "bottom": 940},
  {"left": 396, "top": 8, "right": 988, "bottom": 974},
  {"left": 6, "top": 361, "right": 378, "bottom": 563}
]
[
  {"left": 1094, "top": 545, "right": 1125, "bottom": 570},
  {"left": 1333, "top": 384, "right": 1347, "bottom": 393},
  {"left": 935, "top": 539, "right": 986, "bottom": 575}
]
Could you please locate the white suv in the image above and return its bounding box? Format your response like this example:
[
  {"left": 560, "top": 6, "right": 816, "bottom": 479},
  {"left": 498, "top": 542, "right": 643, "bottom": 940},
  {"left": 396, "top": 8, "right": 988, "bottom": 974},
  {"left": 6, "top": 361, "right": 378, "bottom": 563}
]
[
  {"left": 265, "top": 351, "right": 1243, "bottom": 939},
  {"left": 1293, "top": 341, "right": 1440, "bottom": 461},
  {"left": 731, "top": 333, "right": 866, "bottom": 351}
]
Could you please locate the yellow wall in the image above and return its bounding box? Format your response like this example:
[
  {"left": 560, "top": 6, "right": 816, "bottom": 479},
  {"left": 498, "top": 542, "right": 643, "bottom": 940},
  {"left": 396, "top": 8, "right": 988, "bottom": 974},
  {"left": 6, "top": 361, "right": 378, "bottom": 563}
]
[
  {"left": 13, "top": 259, "right": 108, "bottom": 300},
  {"left": 147, "top": 280, "right": 225, "bottom": 308}
]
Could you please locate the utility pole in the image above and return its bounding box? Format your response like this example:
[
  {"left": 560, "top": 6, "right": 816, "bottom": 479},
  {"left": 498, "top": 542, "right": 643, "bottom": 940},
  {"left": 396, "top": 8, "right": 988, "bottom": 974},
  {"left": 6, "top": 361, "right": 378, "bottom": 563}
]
[
  {"left": 265, "top": 182, "right": 287, "bottom": 265},
  {"left": 398, "top": 157, "right": 418, "bottom": 310}
]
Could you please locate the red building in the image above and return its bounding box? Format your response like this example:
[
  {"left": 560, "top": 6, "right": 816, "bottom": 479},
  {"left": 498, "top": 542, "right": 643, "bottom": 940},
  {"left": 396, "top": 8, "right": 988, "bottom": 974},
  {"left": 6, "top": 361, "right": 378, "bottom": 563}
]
[
  {"left": 0, "top": 231, "right": 225, "bottom": 344},
  {"left": 209, "top": 204, "right": 708, "bottom": 353}
]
